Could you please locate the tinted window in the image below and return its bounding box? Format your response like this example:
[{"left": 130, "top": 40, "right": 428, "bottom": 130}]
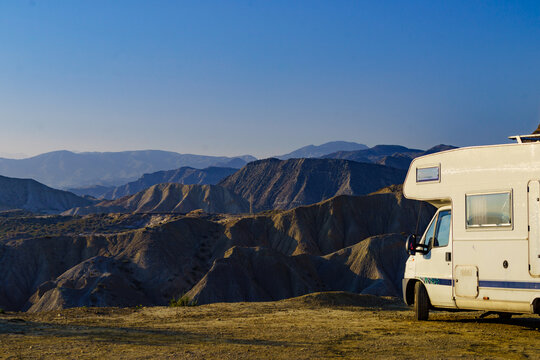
[
  {"left": 416, "top": 166, "right": 440, "bottom": 182},
  {"left": 434, "top": 210, "right": 451, "bottom": 247},
  {"left": 466, "top": 192, "right": 512, "bottom": 228}
]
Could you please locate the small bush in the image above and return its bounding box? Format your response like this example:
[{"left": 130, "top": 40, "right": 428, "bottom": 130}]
[
  {"left": 0, "top": 308, "right": 5, "bottom": 314},
  {"left": 169, "top": 294, "right": 197, "bottom": 307}
]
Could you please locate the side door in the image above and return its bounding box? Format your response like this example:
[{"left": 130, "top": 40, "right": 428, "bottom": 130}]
[
  {"left": 528, "top": 180, "right": 540, "bottom": 276},
  {"left": 415, "top": 209, "right": 455, "bottom": 308}
]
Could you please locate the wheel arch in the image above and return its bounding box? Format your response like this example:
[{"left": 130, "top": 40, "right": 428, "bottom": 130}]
[
  {"left": 533, "top": 298, "right": 540, "bottom": 315},
  {"left": 404, "top": 278, "right": 423, "bottom": 306}
]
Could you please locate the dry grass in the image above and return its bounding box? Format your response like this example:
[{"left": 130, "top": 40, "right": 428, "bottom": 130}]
[{"left": 0, "top": 292, "right": 538, "bottom": 359}]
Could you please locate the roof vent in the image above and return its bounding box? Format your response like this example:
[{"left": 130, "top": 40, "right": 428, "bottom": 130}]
[{"left": 508, "top": 134, "right": 540, "bottom": 143}]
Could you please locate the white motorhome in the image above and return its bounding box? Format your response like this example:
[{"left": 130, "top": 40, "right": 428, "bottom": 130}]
[{"left": 402, "top": 135, "right": 540, "bottom": 320}]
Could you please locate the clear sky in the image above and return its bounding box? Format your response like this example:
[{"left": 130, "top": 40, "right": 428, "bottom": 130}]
[{"left": 1, "top": 0, "right": 539, "bottom": 159}]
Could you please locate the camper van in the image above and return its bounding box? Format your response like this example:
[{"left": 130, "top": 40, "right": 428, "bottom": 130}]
[{"left": 402, "top": 135, "right": 540, "bottom": 320}]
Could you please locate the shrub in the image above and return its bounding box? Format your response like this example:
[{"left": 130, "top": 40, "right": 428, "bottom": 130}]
[
  {"left": 0, "top": 308, "right": 5, "bottom": 314},
  {"left": 169, "top": 294, "right": 197, "bottom": 307}
]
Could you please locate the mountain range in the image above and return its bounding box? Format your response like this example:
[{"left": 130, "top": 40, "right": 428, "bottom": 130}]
[
  {"left": 0, "top": 143, "right": 457, "bottom": 215},
  {"left": 323, "top": 144, "right": 457, "bottom": 170},
  {"left": 68, "top": 166, "right": 238, "bottom": 200},
  {"left": 219, "top": 158, "right": 407, "bottom": 211},
  {"left": 63, "top": 183, "right": 249, "bottom": 215},
  {"left": 0, "top": 150, "right": 256, "bottom": 189},
  {"left": 0, "top": 143, "right": 454, "bottom": 192},
  {"left": 277, "top": 141, "right": 368, "bottom": 159}
]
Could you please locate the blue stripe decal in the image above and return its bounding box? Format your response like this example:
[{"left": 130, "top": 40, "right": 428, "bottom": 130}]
[
  {"left": 418, "top": 278, "right": 540, "bottom": 289},
  {"left": 478, "top": 280, "right": 540, "bottom": 290}
]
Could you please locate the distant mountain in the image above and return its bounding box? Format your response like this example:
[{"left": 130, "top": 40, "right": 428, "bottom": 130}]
[
  {"left": 219, "top": 158, "right": 406, "bottom": 211},
  {"left": 277, "top": 141, "right": 368, "bottom": 159},
  {"left": 67, "top": 185, "right": 115, "bottom": 199},
  {"left": 63, "top": 183, "right": 249, "bottom": 215},
  {"left": 0, "top": 175, "right": 93, "bottom": 214},
  {"left": 69, "top": 166, "right": 238, "bottom": 200},
  {"left": 0, "top": 150, "right": 257, "bottom": 189},
  {"left": 422, "top": 144, "right": 457, "bottom": 155},
  {"left": 323, "top": 144, "right": 457, "bottom": 170}
]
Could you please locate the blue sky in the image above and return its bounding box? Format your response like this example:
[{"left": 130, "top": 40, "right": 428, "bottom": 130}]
[{"left": 1, "top": 1, "right": 539, "bottom": 158}]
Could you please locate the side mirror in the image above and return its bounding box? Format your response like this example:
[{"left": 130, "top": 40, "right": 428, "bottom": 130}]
[{"left": 406, "top": 234, "right": 417, "bottom": 255}]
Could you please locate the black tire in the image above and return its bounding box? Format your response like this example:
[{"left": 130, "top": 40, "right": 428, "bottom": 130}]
[{"left": 414, "top": 282, "right": 430, "bottom": 321}]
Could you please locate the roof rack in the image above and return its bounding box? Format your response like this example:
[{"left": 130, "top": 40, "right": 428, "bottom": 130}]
[{"left": 508, "top": 134, "right": 540, "bottom": 144}]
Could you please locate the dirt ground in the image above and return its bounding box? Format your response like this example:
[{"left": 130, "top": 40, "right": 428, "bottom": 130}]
[{"left": 0, "top": 292, "right": 538, "bottom": 359}]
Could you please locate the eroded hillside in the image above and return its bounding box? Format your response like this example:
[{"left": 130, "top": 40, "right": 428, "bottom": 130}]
[
  {"left": 0, "top": 175, "right": 93, "bottom": 213},
  {"left": 63, "top": 183, "right": 250, "bottom": 215},
  {"left": 219, "top": 158, "right": 407, "bottom": 210},
  {"left": 0, "top": 188, "right": 435, "bottom": 312}
]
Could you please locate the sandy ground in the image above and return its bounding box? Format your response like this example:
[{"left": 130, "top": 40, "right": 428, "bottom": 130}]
[{"left": 0, "top": 292, "right": 538, "bottom": 359}]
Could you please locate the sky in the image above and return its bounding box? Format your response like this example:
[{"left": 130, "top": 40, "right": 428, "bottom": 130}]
[{"left": 1, "top": 0, "right": 540, "bottom": 159}]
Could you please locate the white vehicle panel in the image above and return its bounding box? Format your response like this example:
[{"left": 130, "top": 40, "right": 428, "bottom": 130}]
[
  {"left": 403, "top": 142, "right": 540, "bottom": 315},
  {"left": 455, "top": 266, "right": 478, "bottom": 298}
]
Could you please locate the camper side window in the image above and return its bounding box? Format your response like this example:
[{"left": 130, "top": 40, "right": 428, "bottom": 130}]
[{"left": 466, "top": 192, "right": 512, "bottom": 228}]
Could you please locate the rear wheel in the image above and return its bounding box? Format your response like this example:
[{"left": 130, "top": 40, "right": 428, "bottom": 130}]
[{"left": 414, "top": 282, "right": 429, "bottom": 321}]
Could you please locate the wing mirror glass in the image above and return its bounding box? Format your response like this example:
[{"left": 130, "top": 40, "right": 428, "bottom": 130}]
[{"left": 406, "top": 234, "right": 417, "bottom": 255}]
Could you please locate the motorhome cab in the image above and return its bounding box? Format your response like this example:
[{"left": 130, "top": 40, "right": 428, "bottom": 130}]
[{"left": 402, "top": 135, "right": 540, "bottom": 320}]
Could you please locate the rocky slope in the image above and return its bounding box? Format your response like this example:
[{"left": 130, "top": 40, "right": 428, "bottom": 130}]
[
  {"left": 218, "top": 158, "right": 406, "bottom": 211},
  {"left": 0, "top": 150, "right": 256, "bottom": 189},
  {"left": 0, "top": 175, "right": 93, "bottom": 213},
  {"left": 69, "top": 166, "right": 238, "bottom": 199},
  {"left": 323, "top": 144, "right": 457, "bottom": 170},
  {"left": 186, "top": 233, "right": 407, "bottom": 304},
  {"left": 0, "top": 187, "right": 434, "bottom": 311},
  {"left": 276, "top": 141, "right": 368, "bottom": 159},
  {"left": 63, "top": 183, "right": 250, "bottom": 215}
]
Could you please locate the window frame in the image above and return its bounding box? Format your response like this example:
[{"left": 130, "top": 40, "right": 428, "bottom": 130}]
[
  {"left": 433, "top": 210, "right": 451, "bottom": 248},
  {"left": 420, "top": 212, "right": 438, "bottom": 246},
  {"left": 416, "top": 164, "right": 441, "bottom": 184},
  {"left": 465, "top": 190, "right": 514, "bottom": 231},
  {"left": 421, "top": 209, "right": 451, "bottom": 249}
]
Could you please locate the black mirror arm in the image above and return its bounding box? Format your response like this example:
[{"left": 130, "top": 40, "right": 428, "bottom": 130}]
[{"left": 415, "top": 243, "right": 430, "bottom": 254}]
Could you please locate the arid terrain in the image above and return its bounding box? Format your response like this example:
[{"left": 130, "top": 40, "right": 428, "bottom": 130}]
[{"left": 0, "top": 292, "right": 538, "bottom": 360}]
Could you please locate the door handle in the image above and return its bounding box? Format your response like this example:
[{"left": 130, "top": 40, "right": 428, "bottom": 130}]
[{"left": 445, "top": 252, "right": 452, "bottom": 262}]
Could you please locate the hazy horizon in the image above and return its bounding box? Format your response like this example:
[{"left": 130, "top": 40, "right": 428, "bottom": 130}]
[
  {"left": 1, "top": 1, "right": 539, "bottom": 159},
  {"left": 0, "top": 140, "right": 463, "bottom": 161}
]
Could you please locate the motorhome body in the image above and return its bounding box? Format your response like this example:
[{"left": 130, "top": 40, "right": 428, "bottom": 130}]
[{"left": 402, "top": 139, "right": 540, "bottom": 320}]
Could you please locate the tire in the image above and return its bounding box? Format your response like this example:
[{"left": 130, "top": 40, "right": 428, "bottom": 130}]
[{"left": 414, "top": 282, "right": 430, "bottom": 321}]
